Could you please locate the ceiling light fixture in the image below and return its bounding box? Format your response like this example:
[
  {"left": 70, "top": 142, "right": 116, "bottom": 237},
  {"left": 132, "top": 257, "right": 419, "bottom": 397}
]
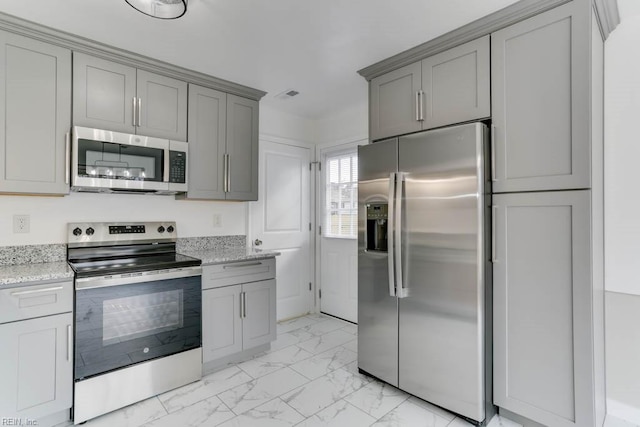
[{"left": 125, "top": 0, "right": 187, "bottom": 19}]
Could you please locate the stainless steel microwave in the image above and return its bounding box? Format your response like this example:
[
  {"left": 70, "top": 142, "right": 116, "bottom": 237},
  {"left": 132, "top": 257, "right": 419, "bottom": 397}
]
[{"left": 71, "top": 126, "right": 187, "bottom": 194}]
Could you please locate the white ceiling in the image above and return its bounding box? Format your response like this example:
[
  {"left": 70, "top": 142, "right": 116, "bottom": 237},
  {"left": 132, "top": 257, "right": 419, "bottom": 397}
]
[{"left": 0, "top": 0, "right": 522, "bottom": 119}]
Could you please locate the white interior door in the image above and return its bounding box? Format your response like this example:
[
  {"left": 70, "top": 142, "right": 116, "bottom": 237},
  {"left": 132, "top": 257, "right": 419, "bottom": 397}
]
[
  {"left": 250, "top": 139, "right": 313, "bottom": 321},
  {"left": 318, "top": 146, "right": 359, "bottom": 323}
]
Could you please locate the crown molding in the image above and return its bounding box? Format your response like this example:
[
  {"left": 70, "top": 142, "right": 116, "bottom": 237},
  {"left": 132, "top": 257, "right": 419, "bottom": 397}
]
[
  {"left": 358, "top": 0, "right": 575, "bottom": 81},
  {"left": 0, "top": 11, "right": 266, "bottom": 100}
]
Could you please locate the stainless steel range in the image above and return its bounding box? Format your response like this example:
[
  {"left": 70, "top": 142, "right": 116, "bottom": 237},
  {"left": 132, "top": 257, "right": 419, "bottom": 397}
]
[{"left": 67, "top": 221, "right": 202, "bottom": 424}]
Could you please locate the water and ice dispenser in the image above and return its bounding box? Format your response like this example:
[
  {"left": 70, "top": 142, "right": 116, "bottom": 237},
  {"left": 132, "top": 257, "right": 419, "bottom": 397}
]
[{"left": 365, "top": 203, "right": 388, "bottom": 252}]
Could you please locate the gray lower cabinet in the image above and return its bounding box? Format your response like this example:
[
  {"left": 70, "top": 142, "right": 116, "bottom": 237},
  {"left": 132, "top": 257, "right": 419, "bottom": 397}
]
[
  {"left": 183, "top": 84, "right": 258, "bottom": 201},
  {"left": 202, "top": 284, "right": 243, "bottom": 361},
  {"left": 73, "top": 52, "right": 187, "bottom": 140},
  {"left": 491, "top": 1, "right": 590, "bottom": 192},
  {"left": 0, "top": 30, "right": 71, "bottom": 195},
  {"left": 0, "top": 279, "right": 73, "bottom": 421},
  {"left": 202, "top": 259, "right": 277, "bottom": 364},
  {"left": 369, "top": 35, "right": 489, "bottom": 141},
  {"left": 493, "top": 190, "right": 598, "bottom": 427},
  {"left": 202, "top": 280, "right": 276, "bottom": 363}
]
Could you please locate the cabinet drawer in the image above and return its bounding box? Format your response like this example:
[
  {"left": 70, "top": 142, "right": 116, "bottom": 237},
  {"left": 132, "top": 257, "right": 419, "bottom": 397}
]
[
  {"left": 0, "top": 281, "right": 73, "bottom": 324},
  {"left": 203, "top": 258, "right": 276, "bottom": 290}
]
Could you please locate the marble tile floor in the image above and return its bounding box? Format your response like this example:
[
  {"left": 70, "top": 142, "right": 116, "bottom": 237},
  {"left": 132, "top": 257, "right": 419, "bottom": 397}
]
[{"left": 56, "top": 314, "right": 523, "bottom": 427}]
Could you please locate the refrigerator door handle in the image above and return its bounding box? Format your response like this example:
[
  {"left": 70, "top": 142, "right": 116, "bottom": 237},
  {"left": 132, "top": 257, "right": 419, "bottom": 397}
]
[
  {"left": 395, "top": 172, "right": 407, "bottom": 298},
  {"left": 387, "top": 172, "right": 396, "bottom": 297}
]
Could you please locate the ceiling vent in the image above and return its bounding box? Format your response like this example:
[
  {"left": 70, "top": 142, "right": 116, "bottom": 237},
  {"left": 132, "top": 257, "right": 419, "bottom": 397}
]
[{"left": 275, "top": 89, "right": 300, "bottom": 100}]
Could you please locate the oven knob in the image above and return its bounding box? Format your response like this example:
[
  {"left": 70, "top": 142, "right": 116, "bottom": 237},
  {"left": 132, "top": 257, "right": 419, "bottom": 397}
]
[
  {"left": 157, "top": 226, "right": 165, "bottom": 233},
  {"left": 86, "top": 227, "right": 95, "bottom": 236},
  {"left": 72, "top": 227, "right": 82, "bottom": 236},
  {"left": 166, "top": 225, "right": 174, "bottom": 233}
]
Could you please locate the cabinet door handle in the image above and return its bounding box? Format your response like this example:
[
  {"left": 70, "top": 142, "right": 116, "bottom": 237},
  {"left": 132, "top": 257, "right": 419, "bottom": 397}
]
[
  {"left": 226, "top": 154, "right": 231, "bottom": 192},
  {"left": 137, "top": 97, "right": 142, "bottom": 127},
  {"left": 415, "top": 91, "right": 420, "bottom": 122},
  {"left": 224, "top": 262, "right": 262, "bottom": 269},
  {"left": 11, "top": 286, "right": 64, "bottom": 296},
  {"left": 239, "top": 291, "right": 246, "bottom": 318},
  {"left": 132, "top": 97, "right": 137, "bottom": 126},
  {"left": 223, "top": 153, "right": 228, "bottom": 193},
  {"left": 418, "top": 90, "right": 425, "bottom": 121},
  {"left": 492, "top": 205, "right": 498, "bottom": 263},
  {"left": 65, "top": 131, "right": 70, "bottom": 185},
  {"left": 491, "top": 125, "right": 497, "bottom": 182},
  {"left": 243, "top": 291, "right": 247, "bottom": 318},
  {"left": 67, "top": 324, "right": 72, "bottom": 361},
  {"left": 223, "top": 154, "right": 231, "bottom": 193}
]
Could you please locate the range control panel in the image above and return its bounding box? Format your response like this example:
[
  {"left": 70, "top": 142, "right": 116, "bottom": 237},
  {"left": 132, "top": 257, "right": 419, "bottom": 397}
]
[{"left": 67, "top": 221, "right": 177, "bottom": 247}]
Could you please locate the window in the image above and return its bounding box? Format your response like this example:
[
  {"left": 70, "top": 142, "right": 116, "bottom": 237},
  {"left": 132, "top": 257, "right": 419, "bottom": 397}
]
[{"left": 325, "top": 151, "right": 358, "bottom": 238}]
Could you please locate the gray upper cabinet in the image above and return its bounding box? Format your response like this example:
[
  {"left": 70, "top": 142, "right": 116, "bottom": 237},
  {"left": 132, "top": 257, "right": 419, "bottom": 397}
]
[
  {"left": 421, "top": 36, "right": 490, "bottom": 130},
  {"left": 491, "top": 1, "right": 589, "bottom": 192},
  {"left": 73, "top": 53, "right": 136, "bottom": 135},
  {"left": 369, "top": 36, "right": 489, "bottom": 141},
  {"left": 136, "top": 70, "right": 188, "bottom": 140},
  {"left": 226, "top": 94, "right": 259, "bottom": 201},
  {"left": 370, "top": 62, "right": 422, "bottom": 141},
  {"left": 185, "top": 84, "right": 227, "bottom": 200},
  {"left": 0, "top": 31, "right": 71, "bottom": 195},
  {"left": 493, "top": 190, "right": 596, "bottom": 427},
  {"left": 183, "top": 85, "right": 258, "bottom": 201},
  {"left": 74, "top": 53, "right": 187, "bottom": 140}
]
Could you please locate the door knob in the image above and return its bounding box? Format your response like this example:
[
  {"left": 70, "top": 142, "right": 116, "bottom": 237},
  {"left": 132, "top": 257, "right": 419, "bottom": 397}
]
[{"left": 254, "top": 239, "right": 263, "bottom": 246}]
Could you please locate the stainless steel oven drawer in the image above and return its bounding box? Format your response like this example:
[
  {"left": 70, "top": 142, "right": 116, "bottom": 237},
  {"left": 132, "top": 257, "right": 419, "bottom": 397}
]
[
  {"left": 203, "top": 258, "right": 276, "bottom": 290},
  {"left": 0, "top": 281, "right": 73, "bottom": 324}
]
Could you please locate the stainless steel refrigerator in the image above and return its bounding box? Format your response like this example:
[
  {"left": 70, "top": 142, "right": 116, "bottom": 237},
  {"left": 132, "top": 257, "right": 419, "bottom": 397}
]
[{"left": 357, "top": 122, "right": 493, "bottom": 424}]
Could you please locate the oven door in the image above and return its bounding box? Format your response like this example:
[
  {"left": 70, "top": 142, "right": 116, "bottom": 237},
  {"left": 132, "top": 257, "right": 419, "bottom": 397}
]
[{"left": 74, "top": 267, "right": 201, "bottom": 381}]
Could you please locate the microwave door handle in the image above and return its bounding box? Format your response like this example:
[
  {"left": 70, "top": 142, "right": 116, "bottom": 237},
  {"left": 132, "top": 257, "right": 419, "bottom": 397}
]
[
  {"left": 65, "top": 131, "right": 70, "bottom": 185},
  {"left": 387, "top": 172, "right": 396, "bottom": 297},
  {"left": 164, "top": 149, "right": 170, "bottom": 183}
]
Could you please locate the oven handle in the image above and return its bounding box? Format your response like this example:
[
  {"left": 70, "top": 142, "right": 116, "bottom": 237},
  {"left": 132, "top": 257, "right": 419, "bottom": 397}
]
[{"left": 75, "top": 266, "right": 202, "bottom": 290}]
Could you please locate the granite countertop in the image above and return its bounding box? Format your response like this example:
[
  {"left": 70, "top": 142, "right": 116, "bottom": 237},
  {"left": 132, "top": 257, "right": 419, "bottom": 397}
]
[
  {"left": 0, "top": 261, "right": 74, "bottom": 287},
  {"left": 0, "top": 236, "right": 278, "bottom": 287},
  {"left": 181, "top": 247, "right": 280, "bottom": 266}
]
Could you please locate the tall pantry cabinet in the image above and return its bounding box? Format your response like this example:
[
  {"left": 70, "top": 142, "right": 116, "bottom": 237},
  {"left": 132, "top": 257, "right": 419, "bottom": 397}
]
[
  {"left": 491, "top": 2, "right": 605, "bottom": 426},
  {"left": 359, "top": 1, "right": 608, "bottom": 426}
]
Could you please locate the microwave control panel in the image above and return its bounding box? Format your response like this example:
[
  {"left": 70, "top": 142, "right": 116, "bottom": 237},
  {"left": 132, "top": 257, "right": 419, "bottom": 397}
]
[{"left": 169, "top": 151, "right": 186, "bottom": 184}]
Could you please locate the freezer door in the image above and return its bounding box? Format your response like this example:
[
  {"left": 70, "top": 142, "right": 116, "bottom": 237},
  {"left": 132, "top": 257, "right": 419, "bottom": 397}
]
[
  {"left": 357, "top": 139, "right": 399, "bottom": 387},
  {"left": 398, "top": 123, "right": 487, "bottom": 421}
]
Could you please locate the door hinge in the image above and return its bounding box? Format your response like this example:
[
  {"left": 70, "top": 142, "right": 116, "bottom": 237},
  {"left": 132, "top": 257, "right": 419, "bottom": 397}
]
[
  {"left": 318, "top": 225, "right": 322, "bottom": 235},
  {"left": 310, "top": 161, "right": 321, "bottom": 171},
  {"left": 309, "top": 282, "right": 312, "bottom": 291},
  {"left": 319, "top": 289, "right": 322, "bottom": 299},
  {"left": 309, "top": 222, "right": 312, "bottom": 231}
]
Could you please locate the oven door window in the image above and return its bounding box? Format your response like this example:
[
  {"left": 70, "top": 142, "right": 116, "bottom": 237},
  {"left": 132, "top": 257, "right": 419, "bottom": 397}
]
[
  {"left": 77, "top": 138, "right": 163, "bottom": 182},
  {"left": 74, "top": 275, "right": 201, "bottom": 380}
]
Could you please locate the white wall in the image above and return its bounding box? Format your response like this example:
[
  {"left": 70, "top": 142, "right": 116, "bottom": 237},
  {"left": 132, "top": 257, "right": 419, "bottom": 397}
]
[
  {"left": 314, "top": 101, "right": 368, "bottom": 146},
  {"left": 260, "top": 104, "right": 316, "bottom": 145},
  {"left": 0, "top": 193, "right": 247, "bottom": 245},
  {"left": 604, "top": 15, "right": 640, "bottom": 423}
]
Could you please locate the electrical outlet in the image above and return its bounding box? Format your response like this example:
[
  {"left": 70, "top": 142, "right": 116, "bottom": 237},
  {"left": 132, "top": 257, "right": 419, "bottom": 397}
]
[
  {"left": 13, "top": 214, "right": 30, "bottom": 234},
  {"left": 212, "top": 213, "right": 222, "bottom": 228}
]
